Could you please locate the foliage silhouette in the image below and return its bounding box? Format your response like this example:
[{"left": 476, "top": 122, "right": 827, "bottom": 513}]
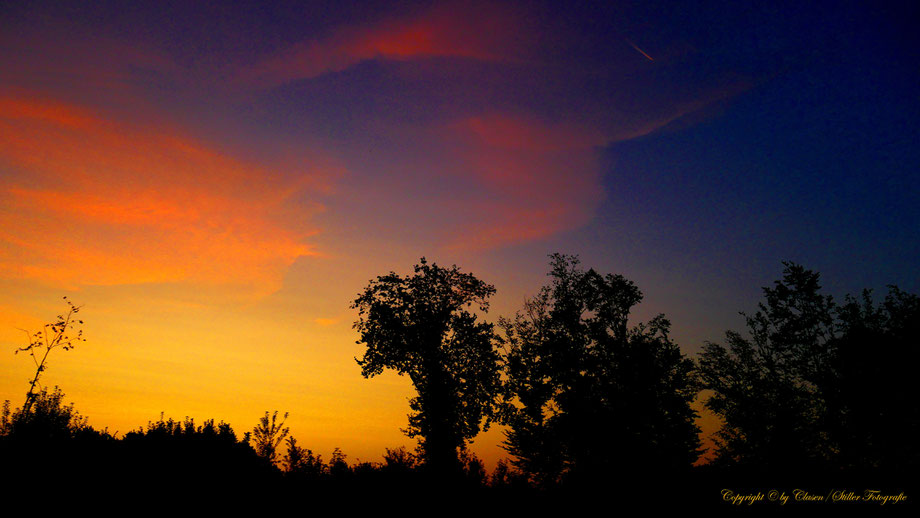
[
  {"left": 698, "top": 262, "right": 836, "bottom": 469},
  {"left": 826, "top": 285, "right": 920, "bottom": 472},
  {"left": 1, "top": 386, "right": 90, "bottom": 440},
  {"left": 328, "top": 446, "right": 351, "bottom": 479},
  {"left": 352, "top": 257, "right": 500, "bottom": 478},
  {"left": 459, "top": 448, "right": 487, "bottom": 486},
  {"left": 3, "top": 265, "right": 913, "bottom": 502},
  {"left": 282, "top": 436, "right": 327, "bottom": 478},
  {"left": 499, "top": 254, "right": 701, "bottom": 486},
  {"left": 120, "top": 413, "right": 275, "bottom": 489},
  {"left": 15, "top": 297, "right": 85, "bottom": 416},
  {"left": 125, "top": 414, "right": 240, "bottom": 443},
  {"left": 489, "top": 458, "right": 529, "bottom": 489},
  {"left": 698, "top": 262, "right": 920, "bottom": 476},
  {"left": 382, "top": 445, "right": 418, "bottom": 472},
  {"left": 252, "top": 410, "right": 290, "bottom": 464}
]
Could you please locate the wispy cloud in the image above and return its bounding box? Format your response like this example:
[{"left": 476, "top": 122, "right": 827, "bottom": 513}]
[
  {"left": 0, "top": 95, "right": 341, "bottom": 294},
  {"left": 240, "top": 2, "right": 531, "bottom": 88}
]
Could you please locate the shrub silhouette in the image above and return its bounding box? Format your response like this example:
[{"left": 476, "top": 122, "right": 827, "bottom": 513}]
[
  {"left": 121, "top": 414, "right": 273, "bottom": 487},
  {"left": 382, "top": 446, "right": 417, "bottom": 472},
  {"left": 1, "top": 386, "right": 89, "bottom": 440}
]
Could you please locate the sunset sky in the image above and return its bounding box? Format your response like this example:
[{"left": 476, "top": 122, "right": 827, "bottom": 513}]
[{"left": 1, "top": 1, "right": 917, "bottom": 468}]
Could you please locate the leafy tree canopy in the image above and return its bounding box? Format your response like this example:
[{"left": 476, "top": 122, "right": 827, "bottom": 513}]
[
  {"left": 499, "top": 254, "right": 701, "bottom": 486},
  {"left": 830, "top": 286, "right": 920, "bottom": 471},
  {"left": 698, "top": 262, "right": 836, "bottom": 469},
  {"left": 352, "top": 257, "right": 500, "bottom": 476},
  {"left": 698, "top": 262, "right": 920, "bottom": 472}
]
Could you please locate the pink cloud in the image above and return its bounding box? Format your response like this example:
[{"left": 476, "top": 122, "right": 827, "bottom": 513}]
[
  {"left": 439, "top": 114, "right": 607, "bottom": 249},
  {"left": 242, "top": 3, "right": 531, "bottom": 88}
]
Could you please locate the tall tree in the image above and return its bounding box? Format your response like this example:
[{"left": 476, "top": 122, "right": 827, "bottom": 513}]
[
  {"left": 499, "top": 254, "right": 700, "bottom": 486},
  {"left": 352, "top": 258, "right": 500, "bottom": 477},
  {"left": 698, "top": 262, "right": 838, "bottom": 469}
]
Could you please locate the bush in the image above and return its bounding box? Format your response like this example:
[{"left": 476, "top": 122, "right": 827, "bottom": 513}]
[{"left": 0, "top": 386, "right": 89, "bottom": 440}]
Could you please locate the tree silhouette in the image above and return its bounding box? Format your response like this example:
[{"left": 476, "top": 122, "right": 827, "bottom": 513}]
[
  {"left": 352, "top": 257, "right": 500, "bottom": 478},
  {"left": 15, "top": 297, "right": 85, "bottom": 415},
  {"left": 699, "top": 263, "right": 920, "bottom": 476},
  {"left": 251, "top": 410, "right": 290, "bottom": 465},
  {"left": 282, "top": 436, "right": 326, "bottom": 478},
  {"left": 382, "top": 446, "right": 418, "bottom": 472},
  {"left": 698, "top": 262, "right": 837, "bottom": 470},
  {"left": 827, "top": 286, "right": 920, "bottom": 472},
  {"left": 2, "top": 298, "right": 90, "bottom": 441},
  {"left": 499, "top": 254, "right": 700, "bottom": 486}
]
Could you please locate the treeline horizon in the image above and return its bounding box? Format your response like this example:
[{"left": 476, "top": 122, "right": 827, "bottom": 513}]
[{"left": 1, "top": 254, "right": 916, "bottom": 504}]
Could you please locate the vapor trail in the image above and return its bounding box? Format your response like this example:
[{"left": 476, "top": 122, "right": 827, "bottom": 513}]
[{"left": 625, "top": 38, "right": 654, "bottom": 61}]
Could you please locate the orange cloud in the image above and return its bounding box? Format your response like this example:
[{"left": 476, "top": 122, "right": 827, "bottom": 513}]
[
  {"left": 243, "top": 3, "right": 529, "bottom": 88},
  {"left": 0, "top": 95, "right": 341, "bottom": 294},
  {"left": 0, "top": 97, "right": 100, "bottom": 130}
]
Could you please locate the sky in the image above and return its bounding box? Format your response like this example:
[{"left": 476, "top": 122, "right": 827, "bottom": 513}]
[{"left": 1, "top": 0, "right": 918, "bottom": 468}]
